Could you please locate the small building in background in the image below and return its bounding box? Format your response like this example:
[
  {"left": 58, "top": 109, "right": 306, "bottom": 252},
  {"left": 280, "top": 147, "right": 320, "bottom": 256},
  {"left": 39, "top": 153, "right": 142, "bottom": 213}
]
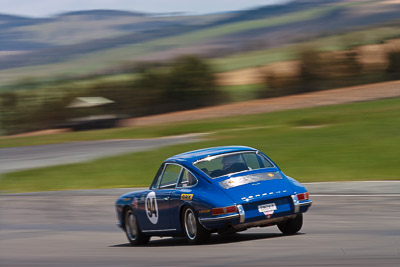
[{"left": 59, "top": 97, "right": 120, "bottom": 131}]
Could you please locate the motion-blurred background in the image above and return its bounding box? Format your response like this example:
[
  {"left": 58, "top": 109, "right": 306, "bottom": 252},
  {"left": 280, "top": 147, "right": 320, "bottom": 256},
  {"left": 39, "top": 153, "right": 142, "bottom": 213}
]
[{"left": 0, "top": 0, "right": 399, "bottom": 192}]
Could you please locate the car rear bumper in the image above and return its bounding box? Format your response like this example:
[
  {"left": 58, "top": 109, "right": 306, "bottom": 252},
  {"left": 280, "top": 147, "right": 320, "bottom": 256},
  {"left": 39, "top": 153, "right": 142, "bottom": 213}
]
[
  {"left": 199, "top": 197, "right": 312, "bottom": 231},
  {"left": 298, "top": 199, "right": 313, "bottom": 213},
  {"left": 199, "top": 213, "right": 240, "bottom": 223}
]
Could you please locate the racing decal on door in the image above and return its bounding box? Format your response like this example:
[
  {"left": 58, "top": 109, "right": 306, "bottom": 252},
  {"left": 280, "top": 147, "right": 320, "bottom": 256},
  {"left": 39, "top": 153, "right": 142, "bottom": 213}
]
[
  {"left": 145, "top": 191, "right": 158, "bottom": 224},
  {"left": 180, "top": 194, "right": 193, "bottom": 200}
]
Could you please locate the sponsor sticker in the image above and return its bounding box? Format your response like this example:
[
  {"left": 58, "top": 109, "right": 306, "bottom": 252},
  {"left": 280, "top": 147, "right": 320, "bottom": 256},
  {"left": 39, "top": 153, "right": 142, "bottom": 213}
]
[{"left": 181, "top": 194, "right": 193, "bottom": 200}]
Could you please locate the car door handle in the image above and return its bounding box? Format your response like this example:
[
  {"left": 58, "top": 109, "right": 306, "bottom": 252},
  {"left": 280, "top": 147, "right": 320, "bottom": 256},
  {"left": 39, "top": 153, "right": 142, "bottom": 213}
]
[{"left": 163, "top": 196, "right": 170, "bottom": 201}]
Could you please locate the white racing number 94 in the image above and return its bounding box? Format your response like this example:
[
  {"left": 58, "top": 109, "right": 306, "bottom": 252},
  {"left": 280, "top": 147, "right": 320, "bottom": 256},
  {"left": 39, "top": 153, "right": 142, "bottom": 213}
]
[{"left": 145, "top": 192, "right": 158, "bottom": 224}]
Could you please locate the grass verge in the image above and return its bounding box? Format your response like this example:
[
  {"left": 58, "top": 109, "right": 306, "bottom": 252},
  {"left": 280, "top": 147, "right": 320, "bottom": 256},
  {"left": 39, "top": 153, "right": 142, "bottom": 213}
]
[{"left": 1, "top": 97, "right": 399, "bottom": 192}]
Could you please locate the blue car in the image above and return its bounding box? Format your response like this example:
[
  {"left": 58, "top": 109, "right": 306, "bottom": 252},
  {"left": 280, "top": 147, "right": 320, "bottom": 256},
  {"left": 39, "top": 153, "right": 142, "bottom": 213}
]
[{"left": 115, "top": 146, "right": 312, "bottom": 245}]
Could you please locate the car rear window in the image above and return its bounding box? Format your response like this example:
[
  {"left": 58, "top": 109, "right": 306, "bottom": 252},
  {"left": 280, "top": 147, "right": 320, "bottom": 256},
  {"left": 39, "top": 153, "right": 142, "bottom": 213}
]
[{"left": 194, "top": 151, "right": 274, "bottom": 178}]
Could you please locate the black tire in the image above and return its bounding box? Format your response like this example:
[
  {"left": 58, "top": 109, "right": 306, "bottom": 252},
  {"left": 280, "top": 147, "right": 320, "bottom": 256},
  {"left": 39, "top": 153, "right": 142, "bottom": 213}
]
[
  {"left": 182, "top": 206, "right": 211, "bottom": 245},
  {"left": 277, "top": 213, "right": 303, "bottom": 235},
  {"left": 124, "top": 207, "right": 150, "bottom": 245}
]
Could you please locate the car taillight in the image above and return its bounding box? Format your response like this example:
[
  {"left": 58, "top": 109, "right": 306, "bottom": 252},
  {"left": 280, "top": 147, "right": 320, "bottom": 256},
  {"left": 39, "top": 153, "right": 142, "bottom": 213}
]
[
  {"left": 212, "top": 205, "right": 237, "bottom": 216},
  {"left": 297, "top": 192, "right": 309, "bottom": 201}
]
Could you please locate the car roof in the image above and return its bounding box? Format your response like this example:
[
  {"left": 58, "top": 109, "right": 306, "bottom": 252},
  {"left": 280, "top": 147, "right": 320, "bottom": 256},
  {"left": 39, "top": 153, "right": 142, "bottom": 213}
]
[{"left": 166, "top": 146, "right": 257, "bottom": 165}]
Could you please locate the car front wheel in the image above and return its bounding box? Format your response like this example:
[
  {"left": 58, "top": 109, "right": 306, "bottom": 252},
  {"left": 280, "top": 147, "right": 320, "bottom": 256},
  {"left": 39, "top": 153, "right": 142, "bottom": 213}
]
[
  {"left": 124, "top": 208, "right": 150, "bottom": 245},
  {"left": 277, "top": 213, "right": 303, "bottom": 235},
  {"left": 182, "top": 207, "right": 211, "bottom": 244}
]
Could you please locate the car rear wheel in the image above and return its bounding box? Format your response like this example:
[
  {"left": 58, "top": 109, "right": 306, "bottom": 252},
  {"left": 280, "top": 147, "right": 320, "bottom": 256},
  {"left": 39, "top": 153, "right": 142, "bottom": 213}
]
[
  {"left": 124, "top": 208, "right": 150, "bottom": 245},
  {"left": 182, "top": 207, "right": 211, "bottom": 244},
  {"left": 277, "top": 213, "right": 303, "bottom": 235}
]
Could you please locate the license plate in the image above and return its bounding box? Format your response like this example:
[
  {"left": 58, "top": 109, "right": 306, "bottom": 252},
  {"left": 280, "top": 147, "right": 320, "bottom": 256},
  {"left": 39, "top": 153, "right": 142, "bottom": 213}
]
[{"left": 258, "top": 203, "right": 277, "bottom": 213}]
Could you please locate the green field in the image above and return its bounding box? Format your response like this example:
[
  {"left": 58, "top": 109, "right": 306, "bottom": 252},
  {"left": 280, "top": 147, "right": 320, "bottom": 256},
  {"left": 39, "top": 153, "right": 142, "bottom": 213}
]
[
  {"left": 1, "top": 97, "right": 399, "bottom": 192},
  {"left": 219, "top": 84, "right": 262, "bottom": 102}
]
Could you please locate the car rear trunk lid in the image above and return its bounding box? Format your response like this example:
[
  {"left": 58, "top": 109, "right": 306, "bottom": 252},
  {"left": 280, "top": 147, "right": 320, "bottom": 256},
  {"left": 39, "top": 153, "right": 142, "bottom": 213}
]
[{"left": 216, "top": 171, "right": 295, "bottom": 204}]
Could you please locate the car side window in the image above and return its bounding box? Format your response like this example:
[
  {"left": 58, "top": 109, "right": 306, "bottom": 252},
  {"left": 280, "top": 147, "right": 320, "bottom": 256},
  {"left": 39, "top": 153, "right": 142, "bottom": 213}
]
[
  {"left": 177, "top": 168, "right": 197, "bottom": 188},
  {"left": 158, "top": 164, "right": 182, "bottom": 189},
  {"left": 150, "top": 164, "right": 165, "bottom": 189}
]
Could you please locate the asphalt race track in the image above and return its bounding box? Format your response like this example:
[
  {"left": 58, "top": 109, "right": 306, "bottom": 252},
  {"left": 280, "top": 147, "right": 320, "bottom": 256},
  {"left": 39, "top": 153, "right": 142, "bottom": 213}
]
[
  {"left": 0, "top": 134, "right": 203, "bottom": 175},
  {"left": 1, "top": 182, "right": 399, "bottom": 266}
]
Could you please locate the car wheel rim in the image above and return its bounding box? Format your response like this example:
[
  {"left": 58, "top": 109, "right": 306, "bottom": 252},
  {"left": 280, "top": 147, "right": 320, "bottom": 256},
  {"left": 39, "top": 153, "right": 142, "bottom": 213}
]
[
  {"left": 185, "top": 209, "right": 197, "bottom": 240},
  {"left": 125, "top": 210, "right": 137, "bottom": 241}
]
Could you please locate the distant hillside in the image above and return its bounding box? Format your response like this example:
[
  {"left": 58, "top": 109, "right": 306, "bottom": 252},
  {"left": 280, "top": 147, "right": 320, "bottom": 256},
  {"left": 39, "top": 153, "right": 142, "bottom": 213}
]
[
  {"left": 0, "top": 9, "right": 230, "bottom": 49},
  {"left": 1, "top": 0, "right": 400, "bottom": 85},
  {"left": 58, "top": 10, "right": 147, "bottom": 17}
]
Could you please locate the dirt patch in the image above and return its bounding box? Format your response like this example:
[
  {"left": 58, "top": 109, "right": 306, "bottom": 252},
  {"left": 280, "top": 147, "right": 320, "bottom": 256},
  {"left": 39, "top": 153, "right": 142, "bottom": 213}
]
[
  {"left": 216, "top": 61, "right": 299, "bottom": 86},
  {"left": 120, "top": 80, "right": 400, "bottom": 127},
  {"left": 216, "top": 39, "right": 400, "bottom": 86}
]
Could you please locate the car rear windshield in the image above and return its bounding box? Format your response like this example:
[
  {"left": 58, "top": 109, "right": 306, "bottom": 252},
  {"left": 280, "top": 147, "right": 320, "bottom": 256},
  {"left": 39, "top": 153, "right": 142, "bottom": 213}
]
[{"left": 194, "top": 151, "right": 274, "bottom": 178}]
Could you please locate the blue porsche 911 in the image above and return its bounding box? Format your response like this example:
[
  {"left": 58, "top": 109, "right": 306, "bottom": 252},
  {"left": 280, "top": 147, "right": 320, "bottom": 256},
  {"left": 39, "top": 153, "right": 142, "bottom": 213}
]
[{"left": 115, "top": 146, "right": 312, "bottom": 245}]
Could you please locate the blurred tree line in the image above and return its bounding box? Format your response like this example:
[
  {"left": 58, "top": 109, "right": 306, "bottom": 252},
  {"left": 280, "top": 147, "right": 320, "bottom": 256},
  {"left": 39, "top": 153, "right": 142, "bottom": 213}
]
[
  {"left": 0, "top": 56, "right": 224, "bottom": 135},
  {"left": 1, "top": 49, "right": 400, "bottom": 135},
  {"left": 259, "top": 47, "right": 400, "bottom": 98}
]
